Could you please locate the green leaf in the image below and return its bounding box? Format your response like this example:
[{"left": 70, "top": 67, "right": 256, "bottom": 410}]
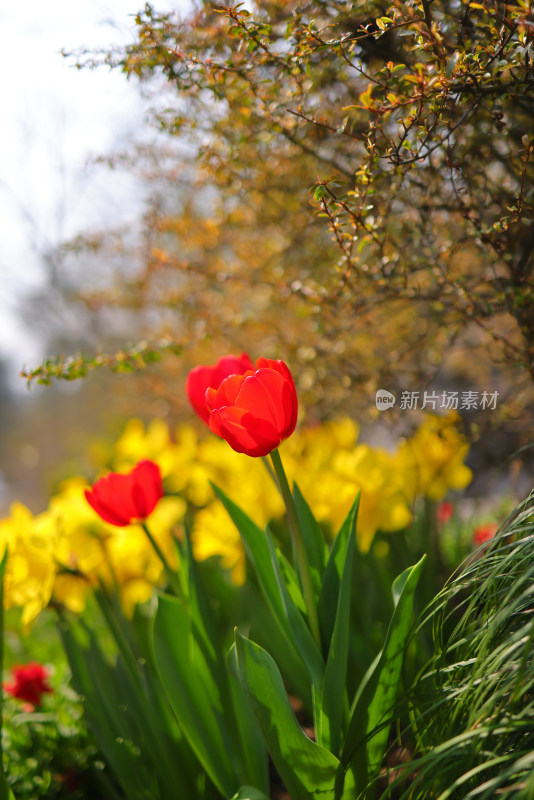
[
  {"left": 0, "top": 547, "right": 7, "bottom": 590},
  {"left": 230, "top": 788, "right": 271, "bottom": 800},
  {"left": 276, "top": 548, "right": 306, "bottom": 615},
  {"left": 153, "top": 592, "right": 238, "bottom": 797},
  {"left": 0, "top": 770, "right": 15, "bottom": 800},
  {"left": 60, "top": 621, "right": 159, "bottom": 799},
  {"left": 235, "top": 632, "right": 356, "bottom": 800},
  {"left": 316, "top": 500, "right": 358, "bottom": 755},
  {"left": 183, "top": 523, "right": 222, "bottom": 674},
  {"left": 113, "top": 654, "right": 199, "bottom": 797},
  {"left": 293, "top": 483, "right": 329, "bottom": 600},
  {"left": 318, "top": 493, "right": 360, "bottom": 650},
  {"left": 392, "top": 561, "right": 412, "bottom": 608},
  {"left": 213, "top": 486, "right": 324, "bottom": 696},
  {"left": 89, "top": 589, "right": 202, "bottom": 795},
  {"left": 340, "top": 555, "right": 426, "bottom": 791},
  {"left": 313, "top": 185, "right": 327, "bottom": 202},
  {"left": 183, "top": 524, "right": 264, "bottom": 786},
  {"left": 226, "top": 645, "right": 269, "bottom": 793},
  {"left": 61, "top": 598, "right": 202, "bottom": 800},
  {"left": 247, "top": 597, "right": 311, "bottom": 703}
]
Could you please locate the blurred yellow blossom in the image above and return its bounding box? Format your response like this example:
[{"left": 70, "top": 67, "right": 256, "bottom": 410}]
[
  {"left": 0, "top": 412, "right": 472, "bottom": 619},
  {"left": 329, "top": 445, "right": 412, "bottom": 552},
  {"left": 0, "top": 503, "right": 57, "bottom": 626},
  {"left": 103, "top": 495, "right": 185, "bottom": 615},
  {"left": 53, "top": 574, "right": 89, "bottom": 615},
  {"left": 192, "top": 502, "right": 246, "bottom": 586},
  {"left": 282, "top": 417, "right": 360, "bottom": 474},
  {"left": 113, "top": 418, "right": 175, "bottom": 474},
  {"left": 396, "top": 413, "right": 473, "bottom": 502},
  {"left": 50, "top": 478, "right": 111, "bottom": 613}
]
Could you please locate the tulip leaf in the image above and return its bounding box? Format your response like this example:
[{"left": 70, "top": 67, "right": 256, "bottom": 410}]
[
  {"left": 318, "top": 493, "right": 360, "bottom": 650},
  {"left": 213, "top": 485, "right": 324, "bottom": 696},
  {"left": 183, "top": 522, "right": 224, "bottom": 674},
  {"left": 340, "top": 555, "right": 426, "bottom": 792},
  {"left": 293, "top": 483, "right": 329, "bottom": 599},
  {"left": 183, "top": 524, "right": 264, "bottom": 786},
  {"left": 276, "top": 547, "right": 307, "bottom": 615},
  {"left": 235, "top": 631, "right": 357, "bottom": 800},
  {"left": 61, "top": 600, "right": 204, "bottom": 800},
  {"left": 113, "top": 655, "right": 200, "bottom": 797},
  {"left": 316, "top": 500, "right": 357, "bottom": 755},
  {"left": 0, "top": 771, "right": 15, "bottom": 800},
  {"left": 153, "top": 591, "right": 238, "bottom": 797},
  {"left": 60, "top": 620, "right": 163, "bottom": 799},
  {"left": 226, "top": 644, "right": 270, "bottom": 793},
  {"left": 230, "top": 788, "right": 271, "bottom": 800},
  {"left": 247, "top": 596, "right": 311, "bottom": 702}
]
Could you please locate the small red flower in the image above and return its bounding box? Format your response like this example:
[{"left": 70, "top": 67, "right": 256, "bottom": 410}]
[
  {"left": 85, "top": 460, "right": 163, "bottom": 527},
  {"left": 474, "top": 523, "right": 498, "bottom": 546},
  {"left": 437, "top": 501, "right": 454, "bottom": 524},
  {"left": 4, "top": 662, "right": 52, "bottom": 708},
  {"left": 186, "top": 352, "right": 254, "bottom": 424},
  {"left": 204, "top": 357, "right": 298, "bottom": 457}
]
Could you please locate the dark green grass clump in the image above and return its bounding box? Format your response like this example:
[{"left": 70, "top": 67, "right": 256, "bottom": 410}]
[{"left": 383, "top": 491, "right": 534, "bottom": 800}]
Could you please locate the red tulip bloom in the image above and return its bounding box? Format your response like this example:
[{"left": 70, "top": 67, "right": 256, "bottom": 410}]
[
  {"left": 205, "top": 357, "right": 298, "bottom": 457},
  {"left": 474, "top": 523, "right": 498, "bottom": 546},
  {"left": 437, "top": 501, "right": 454, "bottom": 524},
  {"left": 85, "top": 460, "right": 163, "bottom": 527},
  {"left": 4, "top": 662, "right": 53, "bottom": 708},
  {"left": 186, "top": 352, "right": 254, "bottom": 424}
]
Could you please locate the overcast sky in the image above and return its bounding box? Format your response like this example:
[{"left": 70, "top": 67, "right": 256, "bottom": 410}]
[{"left": 0, "top": 0, "right": 183, "bottom": 387}]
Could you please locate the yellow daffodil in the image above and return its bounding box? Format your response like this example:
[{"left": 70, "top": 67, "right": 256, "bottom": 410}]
[
  {"left": 0, "top": 412, "right": 472, "bottom": 618},
  {"left": 192, "top": 502, "right": 246, "bottom": 586},
  {"left": 0, "top": 503, "right": 57, "bottom": 626},
  {"left": 396, "top": 413, "right": 473, "bottom": 502}
]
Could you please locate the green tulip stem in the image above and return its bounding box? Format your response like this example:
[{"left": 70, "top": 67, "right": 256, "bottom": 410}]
[
  {"left": 270, "top": 448, "right": 321, "bottom": 650},
  {"left": 261, "top": 456, "right": 281, "bottom": 496},
  {"left": 142, "top": 522, "right": 181, "bottom": 597}
]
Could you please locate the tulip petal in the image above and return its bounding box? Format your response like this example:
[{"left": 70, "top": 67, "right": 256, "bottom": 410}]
[
  {"left": 209, "top": 406, "right": 280, "bottom": 457},
  {"left": 186, "top": 365, "right": 217, "bottom": 424},
  {"left": 186, "top": 354, "right": 254, "bottom": 424},
  {"left": 95, "top": 473, "right": 139, "bottom": 520},
  {"left": 207, "top": 372, "right": 252, "bottom": 413},
  {"left": 213, "top": 353, "right": 254, "bottom": 383},
  {"left": 281, "top": 377, "right": 298, "bottom": 437},
  {"left": 85, "top": 460, "right": 163, "bottom": 527},
  {"left": 132, "top": 460, "right": 163, "bottom": 517},
  {"left": 85, "top": 486, "right": 132, "bottom": 527},
  {"left": 255, "top": 358, "right": 291, "bottom": 383},
  {"left": 252, "top": 363, "right": 298, "bottom": 438},
  {"left": 237, "top": 370, "right": 286, "bottom": 430}
]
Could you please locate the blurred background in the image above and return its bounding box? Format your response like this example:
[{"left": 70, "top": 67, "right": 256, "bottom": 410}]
[
  {"left": 1, "top": 0, "right": 533, "bottom": 517},
  {"left": 0, "top": 0, "right": 182, "bottom": 512}
]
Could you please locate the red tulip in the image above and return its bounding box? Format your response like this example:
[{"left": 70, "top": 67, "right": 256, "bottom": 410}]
[
  {"left": 474, "top": 523, "right": 498, "bottom": 546},
  {"left": 186, "top": 352, "right": 255, "bottom": 424},
  {"left": 205, "top": 357, "right": 298, "bottom": 457},
  {"left": 85, "top": 459, "right": 163, "bottom": 527},
  {"left": 4, "top": 662, "right": 53, "bottom": 708},
  {"left": 436, "top": 501, "right": 453, "bottom": 524}
]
